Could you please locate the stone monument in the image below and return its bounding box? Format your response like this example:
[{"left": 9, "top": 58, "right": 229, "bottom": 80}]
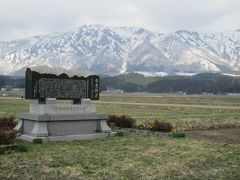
[{"left": 15, "top": 66, "right": 112, "bottom": 141}]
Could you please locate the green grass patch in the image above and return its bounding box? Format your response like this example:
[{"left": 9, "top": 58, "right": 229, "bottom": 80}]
[
  {"left": 14, "top": 144, "right": 28, "bottom": 152},
  {"left": 115, "top": 131, "right": 125, "bottom": 137},
  {"left": 0, "top": 146, "right": 5, "bottom": 155},
  {"left": 32, "top": 138, "right": 43, "bottom": 144},
  {"left": 171, "top": 132, "right": 187, "bottom": 138}
]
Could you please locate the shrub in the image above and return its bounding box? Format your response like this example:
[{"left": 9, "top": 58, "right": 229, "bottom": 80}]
[
  {"left": 144, "top": 121, "right": 157, "bottom": 131},
  {"left": 115, "top": 131, "right": 125, "bottom": 137},
  {"left": 117, "top": 115, "right": 135, "bottom": 128},
  {"left": 134, "top": 124, "right": 145, "bottom": 130},
  {"left": 153, "top": 120, "right": 173, "bottom": 132},
  {"left": 14, "top": 144, "right": 28, "bottom": 152},
  {"left": 171, "top": 132, "right": 186, "bottom": 138},
  {"left": 107, "top": 115, "right": 118, "bottom": 126},
  {"left": 107, "top": 115, "right": 135, "bottom": 128},
  {"left": 32, "top": 138, "right": 43, "bottom": 144},
  {"left": 0, "top": 130, "right": 18, "bottom": 145},
  {"left": 0, "top": 116, "right": 18, "bottom": 145},
  {"left": 0, "top": 116, "right": 17, "bottom": 129}
]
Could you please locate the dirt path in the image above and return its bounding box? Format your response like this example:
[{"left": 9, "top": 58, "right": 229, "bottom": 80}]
[
  {"left": 1, "top": 97, "right": 240, "bottom": 109},
  {"left": 187, "top": 128, "right": 240, "bottom": 144},
  {"left": 96, "top": 101, "right": 240, "bottom": 109}
]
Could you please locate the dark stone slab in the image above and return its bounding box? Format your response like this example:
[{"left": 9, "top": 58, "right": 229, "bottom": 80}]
[{"left": 25, "top": 68, "right": 99, "bottom": 101}]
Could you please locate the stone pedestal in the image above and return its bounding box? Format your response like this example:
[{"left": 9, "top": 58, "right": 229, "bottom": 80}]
[{"left": 15, "top": 99, "right": 113, "bottom": 142}]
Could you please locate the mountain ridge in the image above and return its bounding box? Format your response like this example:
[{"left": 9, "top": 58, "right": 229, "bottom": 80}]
[{"left": 0, "top": 25, "right": 240, "bottom": 76}]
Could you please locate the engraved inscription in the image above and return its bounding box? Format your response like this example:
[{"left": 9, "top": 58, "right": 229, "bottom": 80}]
[{"left": 38, "top": 78, "right": 86, "bottom": 99}]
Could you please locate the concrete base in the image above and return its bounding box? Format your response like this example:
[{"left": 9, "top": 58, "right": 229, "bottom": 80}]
[
  {"left": 18, "top": 132, "right": 115, "bottom": 142},
  {"left": 30, "top": 99, "right": 96, "bottom": 115},
  {"left": 15, "top": 99, "right": 113, "bottom": 141}
]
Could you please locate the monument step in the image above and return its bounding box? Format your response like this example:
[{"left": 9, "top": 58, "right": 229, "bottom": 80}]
[{"left": 18, "top": 132, "right": 115, "bottom": 142}]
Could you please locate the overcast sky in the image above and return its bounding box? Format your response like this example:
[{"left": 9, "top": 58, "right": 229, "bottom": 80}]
[{"left": 0, "top": 0, "right": 240, "bottom": 41}]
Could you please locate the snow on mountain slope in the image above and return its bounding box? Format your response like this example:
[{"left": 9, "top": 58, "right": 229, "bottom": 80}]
[{"left": 0, "top": 25, "right": 240, "bottom": 76}]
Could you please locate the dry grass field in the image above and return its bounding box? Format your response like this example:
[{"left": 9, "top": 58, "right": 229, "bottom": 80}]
[
  {"left": 97, "top": 93, "right": 240, "bottom": 130},
  {"left": 0, "top": 94, "right": 240, "bottom": 179}
]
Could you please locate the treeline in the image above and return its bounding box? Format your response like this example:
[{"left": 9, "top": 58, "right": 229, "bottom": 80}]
[
  {"left": 101, "top": 73, "right": 240, "bottom": 94},
  {"left": 0, "top": 75, "right": 25, "bottom": 89},
  {"left": 1, "top": 73, "right": 240, "bottom": 94}
]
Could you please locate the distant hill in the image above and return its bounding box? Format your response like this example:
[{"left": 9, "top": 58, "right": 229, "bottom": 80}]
[
  {"left": 146, "top": 73, "right": 240, "bottom": 94},
  {"left": 1, "top": 73, "right": 240, "bottom": 94},
  {"left": 0, "top": 75, "right": 24, "bottom": 89},
  {"left": 101, "top": 73, "right": 240, "bottom": 94}
]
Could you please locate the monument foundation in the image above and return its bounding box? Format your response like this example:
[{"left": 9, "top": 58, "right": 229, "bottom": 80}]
[{"left": 15, "top": 99, "right": 112, "bottom": 141}]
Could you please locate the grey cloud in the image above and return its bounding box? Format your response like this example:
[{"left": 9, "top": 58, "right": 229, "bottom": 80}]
[{"left": 0, "top": 0, "right": 239, "bottom": 41}]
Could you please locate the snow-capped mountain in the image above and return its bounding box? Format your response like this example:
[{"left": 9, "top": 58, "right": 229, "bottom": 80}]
[{"left": 0, "top": 25, "right": 240, "bottom": 76}]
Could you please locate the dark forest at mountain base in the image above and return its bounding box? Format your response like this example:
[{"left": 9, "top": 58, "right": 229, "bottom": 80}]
[
  {"left": 0, "top": 75, "right": 24, "bottom": 90},
  {"left": 1, "top": 73, "right": 240, "bottom": 94},
  {"left": 101, "top": 73, "right": 240, "bottom": 94}
]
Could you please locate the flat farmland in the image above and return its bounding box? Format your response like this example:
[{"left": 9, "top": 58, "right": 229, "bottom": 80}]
[
  {"left": 97, "top": 94, "right": 240, "bottom": 130},
  {"left": 1, "top": 94, "right": 240, "bottom": 130}
]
